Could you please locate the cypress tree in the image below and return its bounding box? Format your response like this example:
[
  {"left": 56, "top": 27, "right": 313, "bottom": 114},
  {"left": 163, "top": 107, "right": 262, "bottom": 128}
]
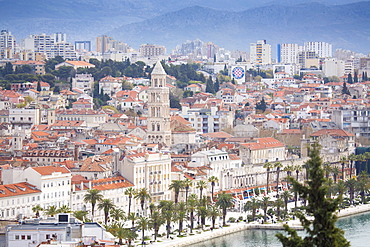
[
  {"left": 365, "top": 72, "right": 368, "bottom": 82},
  {"left": 342, "top": 82, "right": 350, "bottom": 95},
  {"left": 37, "top": 81, "right": 41, "bottom": 92},
  {"left": 276, "top": 143, "right": 350, "bottom": 247},
  {"left": 347, "top": 73, "right": 353, "bottom": 84},
  {"left": 354, "top": 71, "right": 358, "bottom": 83},
  {"left": 256, "top": 97, "right": 267, "bottom": 112},
  {"left": 214, "top": 77, "right": 220, "bottom": 92},
  {"left": 205, "top": 76, "right": 215, "bottom": 94}
]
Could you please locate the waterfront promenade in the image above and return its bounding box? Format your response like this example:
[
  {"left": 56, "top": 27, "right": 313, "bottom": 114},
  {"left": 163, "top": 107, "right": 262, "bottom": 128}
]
[{"left": 148, "top": 203, "right": 370, "bottom": 247}]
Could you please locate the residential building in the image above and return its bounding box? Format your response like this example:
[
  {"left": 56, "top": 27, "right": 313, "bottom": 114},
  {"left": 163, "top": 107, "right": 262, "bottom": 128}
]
[
  {"left": 322, "top": 58, "right": 345, "bottom": 77},
  {"left": 0, "top": 30, "right": 16, "bottom": 59},
  {"left": 55, "top": 61, "right": 95, "bottom": 70},
  {"left": 304, "top": 41, "right": 333, "bottom": 58},
  {"left": 140, "top": 44, "right": 166, "bottom": 57},
  {"left": 9, "top": 108, "right": 40, "bottom": 129},
  {"left": 99, "top": 76, "right": 123, "bottom": 97},
  {"left": 120, "top": 151, "right": 172, "bottom": 209},
  {"left": 239, "top": 137, "right": 286, "bottom": 164},
  {"left": 72, "top": 74, "right": 94, "bottom": 94},
  {"left": 12, "top": 60, "right": 46, "bottom": 75},
  {"left": 277, "top": 43, "right": 303, "bottom": 64},
  {"left": 250, "top": 40, "right": 271, "bottom": 65},
  {"left": 22, "top": 150, "right": 74, "bottom": 165}
]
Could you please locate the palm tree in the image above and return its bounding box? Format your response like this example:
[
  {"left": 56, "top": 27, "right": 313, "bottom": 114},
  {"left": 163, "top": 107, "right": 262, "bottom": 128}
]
[
  {"left": 110, "top": 208, "right": 125, "bottom": 222},
  {"left": 281, "top": 191, "right": 292, "bottom": 220},
  {"left": 294, "top": 165, "right": 302, "bottom": 208},
  {"left": 323, "top": 162, "right": 331, "bottom": 179},
  {"left": 83, "top": 189, "right": 103, "bottom": 221},
  {"left": 357, "top": 171, "right": 370, "bottom": 204},
  {"left": 283, "top": 164, "right": 294, "bottom": 177},
  {"left": 135, "top": 188, "right": 151, "bottom": 215},
  {"left": 197, "top": 205, "right": 208, "bottom": 229},
  {"left": 275, "top": 198, "right": 284, "bottom": 221},
  {"left": 73, "top": 210, "right": 89, "bottom": 222},
  {"left": 124, "top": 187, "right": 136, "bottom": 215},
  {"left": 263, "top": 162, "right": 274, "bottom": 194},
  {"left": 196, "top": 180, "right": 207, "bottom": 199},
  {"left": 274, "top": 162, "right": 283, "bottom": 197},
  {"left": 136, "top": 217, "right": 150, "bottom": 245},
  {"left": 32, "top": 205, "right": 44, "bottom": 218},
  {"left": 57, "top": 205, "right": 71, "bottom": 214},
  {"left": 45, "top": 205, "right": 58, "bottom": 217},
  {"left": 149, "top": 207, "right": 164, "bottom": 240},
  {"left": 215, "top": 192, "right": 233, "bottom": 226},
  {"left": 175, "top": 202, "right": 187, "bottom": 234},
  {"left": 335, "top": 180, "right": 346, "bottom": 196},
  {"left": 182, "top": 178, "right": 193, "bottom": 203},
  {"left": 207, "top": 204, "right": 221, "bottom": 229},
  {"left": 169, "top": 180, "right": 184, "bottom": 204},
  {"left": 98, "top": 199, "right": 115, "bottom": 225},
  {"left": 340, "top": 156, "right": 349, "bottom": 180},
  {"left": 260, "top": 196, "right": 271, "bottom": 223},
  {"left": 159, "top": 200, "right": 175, "bottom": 239},
  {"left": 109, "top": 222, "right": 126, "bottom": 245},
  {"left": 208, "top": 176, "right": 219, "bottom": 200},
  {"left": 149, "top": 203, "right": 156, "bottom": 217},
  {"left": 244, "top": 198, "right": 259, "bottom": 222},
  {"left": 345, "top": 178, "right": 357, "bottom": 205},
  {"left": 122, "top": 228, "right": 138, "bottom": 247},
  {"left": 331, "top": 166, "right": 341, "bottom": 183},
  {"left": 187, "top": 194, "right": 198, "bottom": 233},
  {"left": 348, "top": 153, "right": 357, "bottom": 179},
  {"left": 128, "top": 212, "right": 138, "bottom": 228}
]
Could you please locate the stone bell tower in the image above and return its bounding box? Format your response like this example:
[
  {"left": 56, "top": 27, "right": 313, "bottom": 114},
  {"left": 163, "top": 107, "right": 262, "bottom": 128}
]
[{"left": 146, "top": 61, "right": 171, "bottom": 146}]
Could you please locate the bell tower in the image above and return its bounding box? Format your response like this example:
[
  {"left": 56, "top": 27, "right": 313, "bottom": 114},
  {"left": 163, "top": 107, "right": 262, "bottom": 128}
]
[{"left": 146, "top": 61, "right": 171, "bottom": 146}]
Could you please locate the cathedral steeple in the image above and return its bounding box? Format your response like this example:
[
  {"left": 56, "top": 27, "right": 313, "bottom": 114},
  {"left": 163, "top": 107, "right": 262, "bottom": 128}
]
[{"left": 146, "top": 61, "right": 171, "bottom": 146}]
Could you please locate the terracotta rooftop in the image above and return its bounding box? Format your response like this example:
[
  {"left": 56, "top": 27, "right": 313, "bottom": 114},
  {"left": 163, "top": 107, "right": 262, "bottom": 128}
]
[
  {"left": 31, "top": 165, "right": 70, "bottom": 176},
  {"left": 0, "top": 182, "right": 41, "bottom": 198}
]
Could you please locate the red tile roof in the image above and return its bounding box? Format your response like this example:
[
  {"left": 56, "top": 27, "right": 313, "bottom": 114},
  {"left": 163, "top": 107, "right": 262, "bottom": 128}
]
[
  {"left": 31, "top": 165, "right": 70, "bottom": 176},
  {"left": 0, "top": 182, "right": 41, "bottom": 198}
]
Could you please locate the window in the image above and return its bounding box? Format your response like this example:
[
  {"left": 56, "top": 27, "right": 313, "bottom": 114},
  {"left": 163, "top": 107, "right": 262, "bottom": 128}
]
[
  {"left": 15, "top": 235, "right": 19, "bottom": 240},
  {"left": 27, "top": 235, "right": 31, "bottom": 240}
]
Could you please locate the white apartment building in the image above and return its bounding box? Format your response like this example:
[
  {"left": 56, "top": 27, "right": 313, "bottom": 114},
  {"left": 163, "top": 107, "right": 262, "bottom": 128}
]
[
  {"left": 72, "top": 74, "right": 94, "bottom": 94},
  {"left": 278, "top": 43, "right": 303, "bottom": 64},
  {"left": 322, "top": 58, "right": 345, "bottom": 77},
  {"left": 140, "top": 44, "right": 166, "bottom": 57},
  {"left": 250, "top": 40, "right": 271, "bottom": 65},
  {"left": 304, "top": 42, "right": 333, "bottom": 58},
  {"left": 0, "top": 182, "right": 41, "bottom": 220},
  {"left": 120, "top": 151, "right": 172, "bottom": 210},
  {"left": 239, "top": 137, "right": 286, "bottom": 164},
  {"left": 99, "top": 76, "right": 123, "bottom": 97},
  {"left": 1, "top": 166, "right": 72, "bottom": 219},
  {"left": 0, "top": 30, "right": 16, "bottom": 59},
  {"left": 9, "top": 108, "right": 40, "bottom": 129}
]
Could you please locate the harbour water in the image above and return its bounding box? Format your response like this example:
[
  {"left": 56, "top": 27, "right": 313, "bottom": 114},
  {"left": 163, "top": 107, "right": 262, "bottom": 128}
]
[{"left": 194, "top": 212, "right": 370, "bottom": 247}]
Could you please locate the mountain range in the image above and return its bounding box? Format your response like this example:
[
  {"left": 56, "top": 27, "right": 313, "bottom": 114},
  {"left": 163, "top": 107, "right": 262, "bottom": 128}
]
[{"left": 0, "top": 0, "right": 369, "bottom": 53}]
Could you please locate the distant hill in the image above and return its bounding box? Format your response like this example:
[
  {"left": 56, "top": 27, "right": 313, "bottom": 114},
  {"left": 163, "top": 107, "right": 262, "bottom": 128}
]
[
  {"left": 108, "top": 1, "right": 370, "bottom": 53},
  {"left": 0, "top": 0, "right": 369, "bottom": 53}
]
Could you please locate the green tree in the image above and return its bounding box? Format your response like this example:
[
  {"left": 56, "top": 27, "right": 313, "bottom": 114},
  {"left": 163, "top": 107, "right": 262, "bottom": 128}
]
[
  {"left": 57, "top": 205, "right": 71, "bottom": 213},
  {"left": 276, "top": 143, "right": 350, "bottom": 247},
  {"left": 183, "top": 90, "right": 193, "bottom": 98},
  {"left": 208, "top": 204, "right": 221, "bottom": 229},
  {"left": 354, "top": 71, "right": 358, "bottom": 83},
  {"left": 244, "top": 198, "right": 259, "bottom": 221},
  {"left": 215, "top": 192, "right": 233, "bottom": 226},
  {"left": 256, "top": 97, "right": 267, "bottom": 113},
  {"left": 196, "top": 180, "right": 207, "bottom": 199},
  {"left": 122, "top": 228, "right": 138, "bottom": 247},
  {"left": 275, "top": 198, "right": 284, "bottom": 221},
  {"left": 274, "top": 162, "right": 283, "bottom": 197},
  {"left": 197, "top": 205, "right": 208, "bottom": 229},
  {"left": 73, "top": 210, "right": 89, "bottom": 222},
  {"left": 342, "top": 82, "right": 350, "bottom": 95},
  {"left": 332, "top": 166, "right": 341, "bottom": 184},
  {"left": 125, "top": 187, "right": 136, "bottom": 215},
  {"left": 136, "top": 217, "right": 150, "bottom": 245},
  {"left": 135, "top": 188, "right": 151, "bottom": 215},
  {"left": 98, "top": 199, "right": 115, "bottom": 225},
  {"left": 182, "top": 178, "right": 193, "bottom": 203},
  {"left": 159, "top": 200, "right": 175, "bottom": 238},
  {"left": 205, "top": 76, "right": 215, "bottom": 94},
  {"left": 45, "top": 205, "right": 58, "bottom": 217},
  {"left": 260, "top": 196, "right": 271, "bottom": 223},
  {"left": 281, "top": 191, "right": 292, "bottom": 220},
  {"left": 208, "top": 176, "right": 219, "bottom": 200},
  {"left": 32, "top": 205, "right": 44, "bottom": 218},
  {"left": 214, "top": 77, "right": 220, "bottom": 92},
  {"left": 169, "top": 180, "right": 184, "bottom": 204},
  {"left": 110, "top": 208, "right": 125, "bottom": 222},
  {"left": 83, "top": 189, "right": 103, "bottom": 221},
  {"left": 149, "top": 206, "right": 164, "bottom": 240},
  {"left": 294, "top": 165, "right": 302, "bottom": 208},
  {"left": 347, "top": 73, "right": 353, "bottom": 84},
  {"left": 356, "top": 171, "right": 369, "bottom": 204},
  {"left": 175, "top": 202, "right": 187, "bottom": 234},
  {"left": 187, "top": 194, "right": 198, "bottom": 233},
  {"left": 37, "top": 81, "right": 41, "bottom": 92},
  {"left": 263, "top": 162, "right": 274, "bottom": 195}
]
